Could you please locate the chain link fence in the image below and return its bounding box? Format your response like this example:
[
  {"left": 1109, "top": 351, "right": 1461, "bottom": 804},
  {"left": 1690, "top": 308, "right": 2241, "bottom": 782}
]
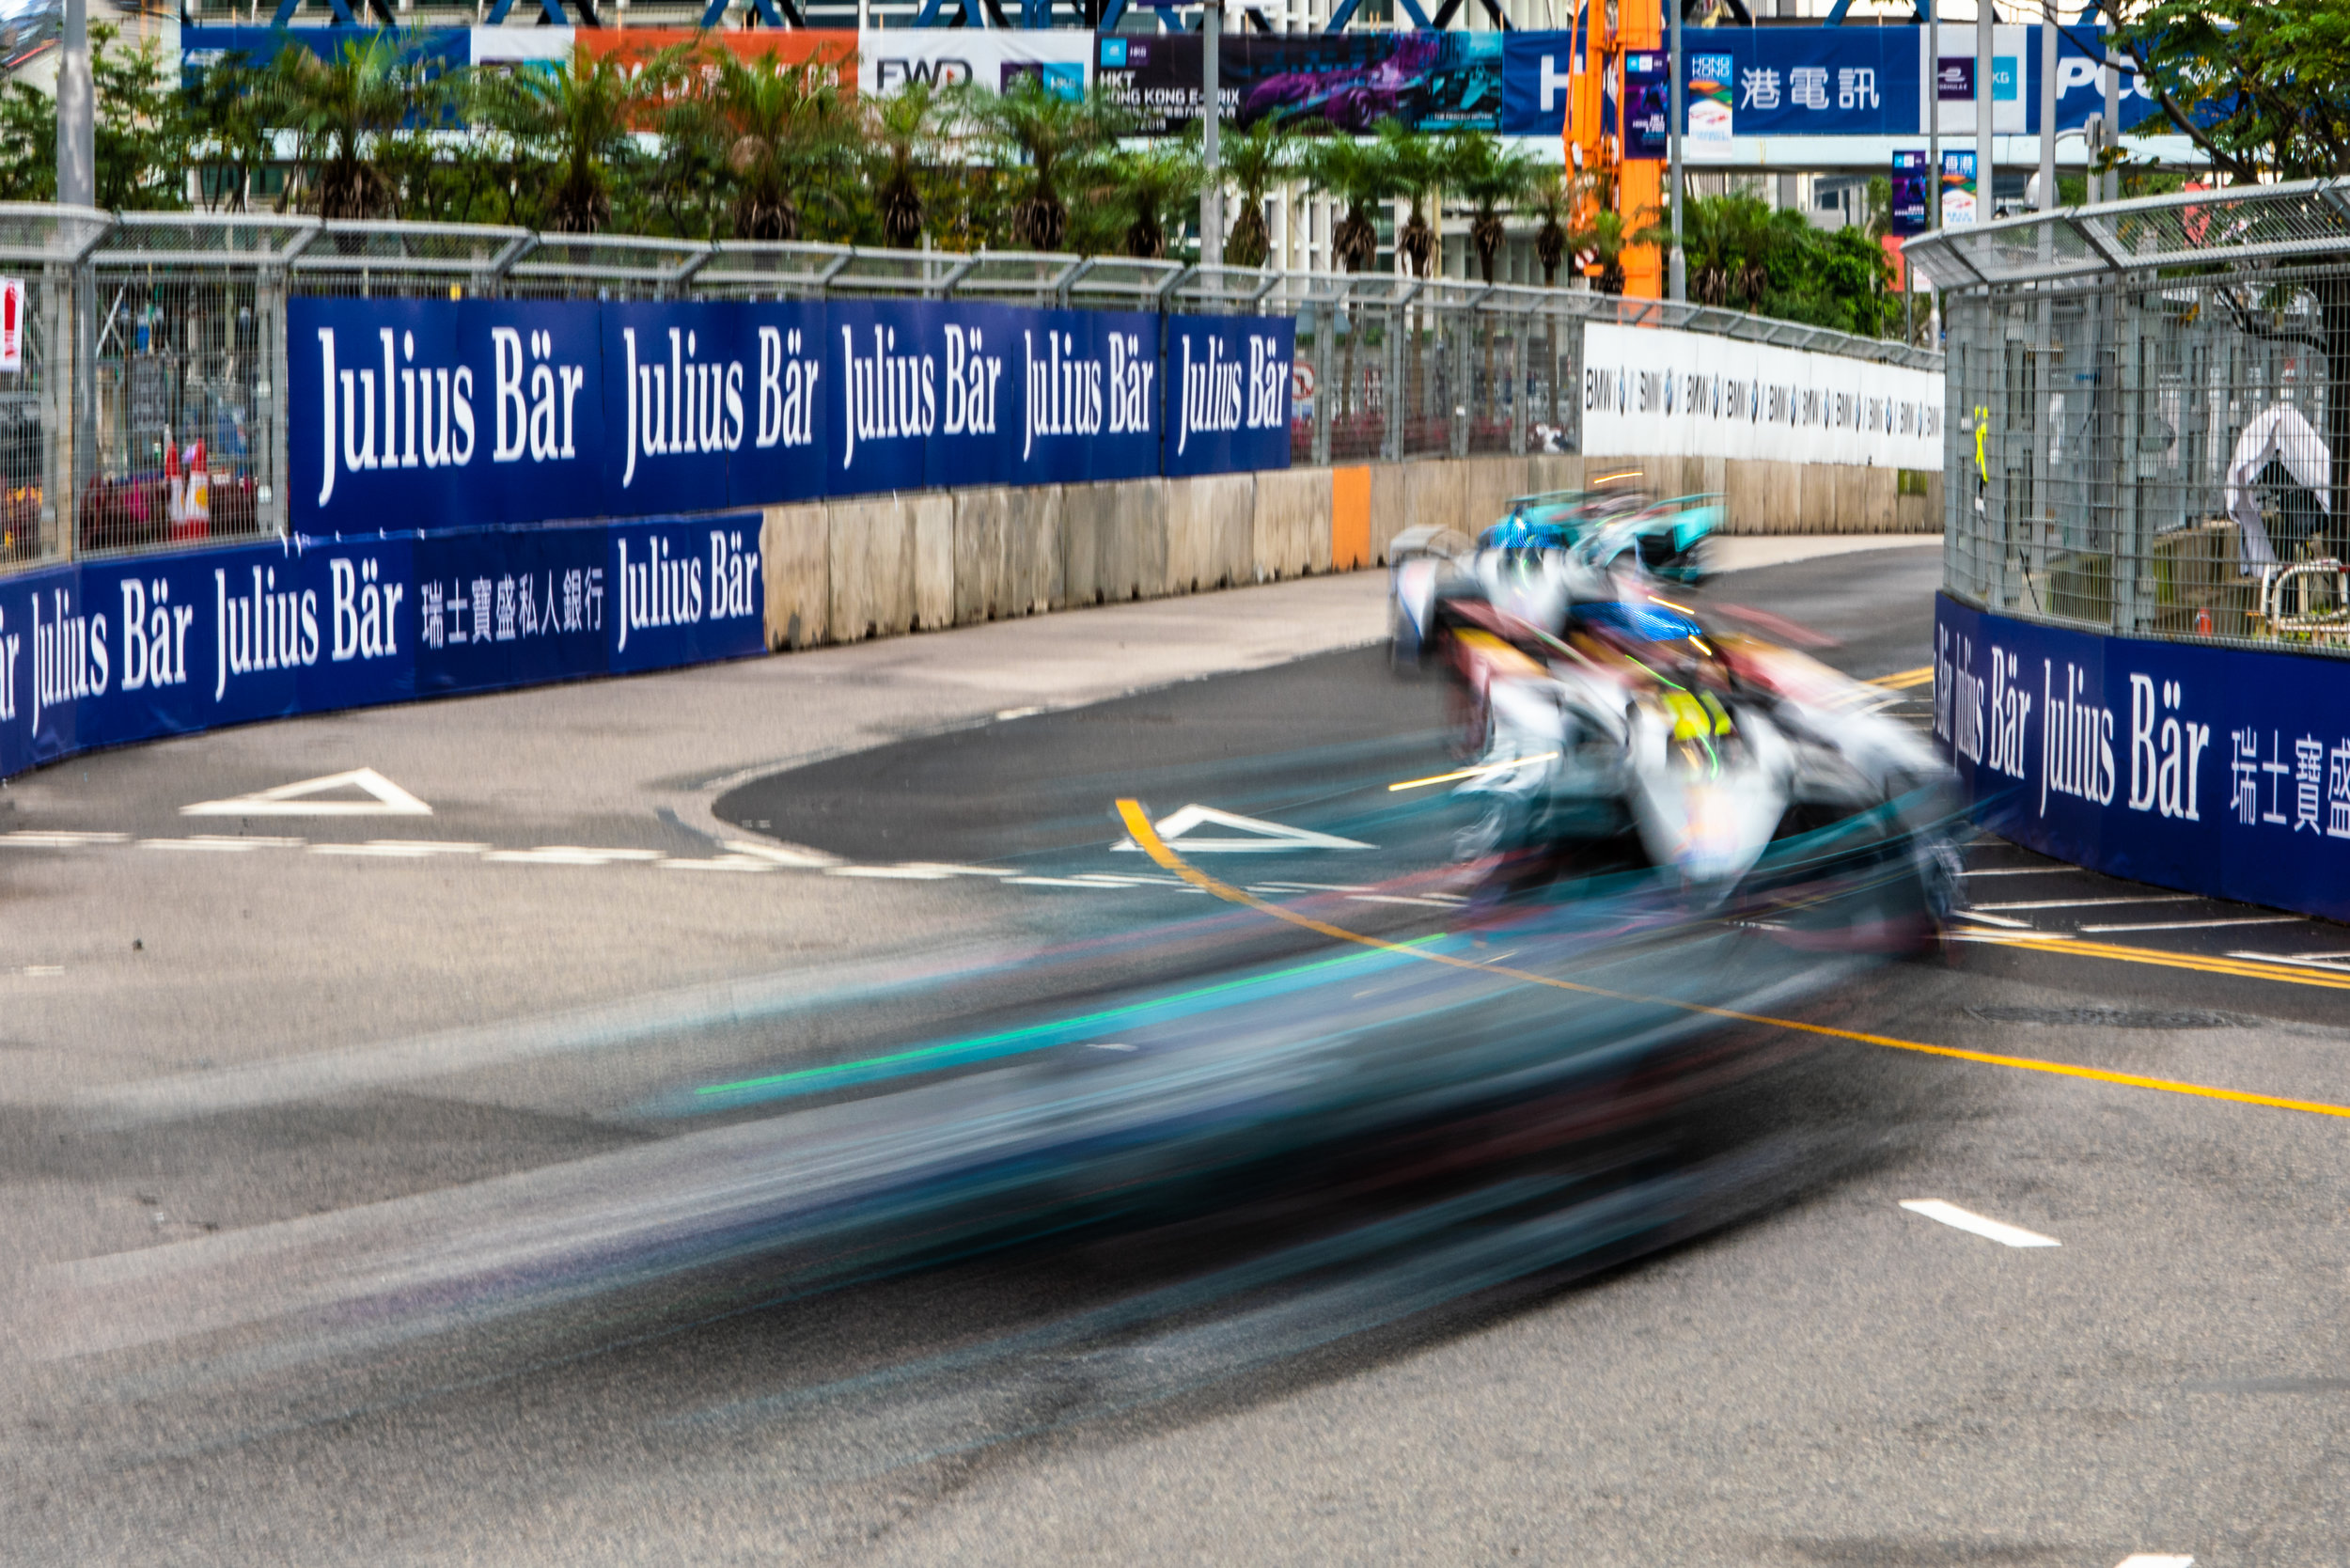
[
  {"left": 3, "top": 206, "right": 1936, "bottom": 575},
  {"left": 1910, "top": 179, "right": 2350, "bottom": 655}
]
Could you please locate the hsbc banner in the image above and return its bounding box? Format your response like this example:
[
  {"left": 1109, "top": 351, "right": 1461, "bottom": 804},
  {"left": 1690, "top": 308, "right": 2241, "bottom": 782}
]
[
  {"left": 1935, "top": 596, "right": 2350, "bottom": 924},
  {"left": 291, "top": 296, "right": 1258, "bottom": 532},
  {"left": 0, "top": 516, "right": 763, "bottom": 781},
  {"left": 1161, "top": 315, "right": 1295, "bottom": 480},
  {"left": 1579, "top": 321, "right": 1941, "bottom": 470}
]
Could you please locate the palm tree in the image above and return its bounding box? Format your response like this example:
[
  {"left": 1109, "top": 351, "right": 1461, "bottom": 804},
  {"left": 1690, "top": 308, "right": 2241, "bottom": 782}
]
[
  {"left": 666, "top": 43, "right": 854, "bottom": 242},
  {"left": 1106, "top": 142, "right": 1202, "bottom": 260},
  {"left": 1301, "top": 133, "right": 1402, "bottom": 274},
  {"left": 1214, "top": 118, "right": 1297, "bottom": 268},
  {"left": 476, "top": 44, "right": 677, "bottom": 235},
  {"left": 267, "top": 33, "right": 457, "bottom": 220},
  {"left": 1376, "top": 119, "right": 1455, "bottom": 278},
  {"left": 952, "top": 77, "right": 1127, "bottom": 253},
  {"left": 1449, "top": 133, "right": 1539, "bottom": 285},
  {"left": 1566, "top": 171, "right": 1667, "bottom": 296},
  {"left": 1526, "top": 167, "right": 1571, "bottom": 286},
  {"left": 866, "top": 80, "right": 939, "bottom": 251}
]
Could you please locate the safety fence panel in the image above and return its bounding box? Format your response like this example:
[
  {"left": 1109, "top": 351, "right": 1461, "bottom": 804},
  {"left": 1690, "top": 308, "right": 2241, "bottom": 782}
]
[{"left": 5, "top": 207, "right": 1938, "bottom": 578}]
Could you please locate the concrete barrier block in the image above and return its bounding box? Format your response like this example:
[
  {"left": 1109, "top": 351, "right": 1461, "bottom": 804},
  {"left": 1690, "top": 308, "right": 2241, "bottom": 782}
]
[
  {"left": 1252, "top": 465, "right": 1326, "bottom": 581},
  {"left": 1061, "top": 477, "right": 1168, "bottom": 605},
  {"left": 1403, "top": 459, "right": 1465, "bottom": 541},
  {"left": 760, "top": 502, "right": 828, "bottom": 651},
  {"left": 912, "top": 492, "right": 954, "bottom": 630},
  {"left": 1368, "top": 462, "right": 1412, "bottom": 564},
  {"left": 828, "top": 495, "right": 916, "bottom": 642},
  {"left": 1524, "top": 453, "right": 1583, "bottom": 495},
  {"left": 1331, "top": 465, "right": 1371, "bottom": 571},
  {"left": 1169, "top": 473, "right": 1255, "bottom": 593},
  {"left": 951, "top": 486, "right": 1061, "bottom": 622},
  {"left": 1459, "top": 455, "right": 1528, "bottom": 533}
]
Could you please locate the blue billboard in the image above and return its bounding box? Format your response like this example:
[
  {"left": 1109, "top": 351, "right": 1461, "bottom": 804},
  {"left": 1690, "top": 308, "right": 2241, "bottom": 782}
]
[
  {"left": 289, "top": 295, "right": 1282, "bottom": 533},
  {"left": 0, "top": 517, "right": 765, "bottom": 780},
  {"left": 1935, "top": 595, "right": 2350, "bottom": 924}
]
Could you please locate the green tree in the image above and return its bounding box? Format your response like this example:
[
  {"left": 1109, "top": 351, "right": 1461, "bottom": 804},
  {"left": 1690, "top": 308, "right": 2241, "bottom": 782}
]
[
  {"left": 1375, "top": 119, "right": 1456, "bottom": 278},
  {"left": 663, "top": 43, "right": 856, "bottom": 242},
  {"left": 266, "top": 33, "right": 462, "bottom": 220},
  {"left": 1214, "top": 118, "right": 1297, "bottom": 268},
  {"left": 1525, "top": 167, "right": 1571, "bottom": 286},
  {"left": 866, "top": 80, "right": 940, "bottom": 251},
  {"left": 1104, "top": 141, "right": 1201, "bottom": 260},
  {"left": 181, "top": 45, "right": 278, "bottom": 211},
  {"left": 0, "top": 83, "right": 55, "bottom": 203},
  {"left": 949, "top": 77, "right": 1126, "bottom": 253},
  {"left": 1301, "top": 134, "right": 1402, "bottom": 274},
  {"left": 476, "top": 45, "right": 680, "bottom": 235},
  {"left": 93, "top": 24, "right": 193, "bottom": 211},
  {"left": 1448, "top": 132, "right": 1538, "bottom": 284}
]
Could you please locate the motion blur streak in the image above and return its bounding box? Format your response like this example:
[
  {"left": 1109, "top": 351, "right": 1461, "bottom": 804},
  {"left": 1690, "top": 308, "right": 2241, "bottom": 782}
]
[{"left": 1114, "top": 802, "right": 2350, "bottom": 1122}]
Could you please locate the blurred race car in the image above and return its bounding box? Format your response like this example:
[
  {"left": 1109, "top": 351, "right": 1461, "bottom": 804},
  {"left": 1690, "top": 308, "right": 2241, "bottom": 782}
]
[
  {"left": 1390, "top": 495, "right": 1956, "bottom": 944},
  {"left": 1388, "top": 487, "right": 1719, "bottom": 670}
]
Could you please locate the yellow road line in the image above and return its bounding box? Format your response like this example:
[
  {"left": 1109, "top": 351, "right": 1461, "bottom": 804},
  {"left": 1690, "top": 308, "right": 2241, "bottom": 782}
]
[
  {"left": 1113, "top": 799, "right": 2350, "bottom": 1123},
  {"left": 1964, "top": 932, "right": 2350, "bottom": 991},
  {"left": 1872, "top": 666, "right": 1937, "bottom": 690}
]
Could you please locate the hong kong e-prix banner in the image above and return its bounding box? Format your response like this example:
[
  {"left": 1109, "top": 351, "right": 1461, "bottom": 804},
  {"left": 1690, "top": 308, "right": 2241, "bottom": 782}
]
[
  {"left": 0, "top": 514, "right": 764, "bottom": 781},
  {"left": 291, "top": 298, "right": 1292, "bottom": 534},
  {"left": 1935, "top": 594, "right": 2350, "bottom": 923}
]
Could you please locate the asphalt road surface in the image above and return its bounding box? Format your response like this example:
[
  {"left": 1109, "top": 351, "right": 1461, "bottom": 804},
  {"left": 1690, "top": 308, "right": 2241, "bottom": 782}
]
[{"left": 6, "top": 542, "right": 2349, "bottom": 1567}]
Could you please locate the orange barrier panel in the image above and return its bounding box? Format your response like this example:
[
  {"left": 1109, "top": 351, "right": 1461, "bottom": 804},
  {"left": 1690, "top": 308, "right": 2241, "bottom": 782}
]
[{"left": 1331, "top": 465, "right": 1371, "bottom": 571}]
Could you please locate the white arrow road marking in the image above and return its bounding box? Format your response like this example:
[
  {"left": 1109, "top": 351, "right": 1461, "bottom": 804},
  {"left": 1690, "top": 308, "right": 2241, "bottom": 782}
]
[
  {"left": 1900, "top": 1200, "right": 2061, "bottom": 1248},
  {"left": 1113, "top": 804, "right": 1373, "bottom": 855},
  {"left": 182, "top": 767, "right": 431, "bottom": 818},
  {"left": 2114, "top": 1556, "right": 2194, "bottom": 1567}
]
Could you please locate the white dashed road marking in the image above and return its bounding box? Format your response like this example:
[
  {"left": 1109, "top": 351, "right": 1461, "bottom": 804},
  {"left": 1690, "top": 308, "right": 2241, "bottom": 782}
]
[
  {"left": 1899, "top": 1200, "right": 2061, "bottom": 1249},
  {"left": 2114, "top": 1556, "right": 2194, "bottom": 1568}
]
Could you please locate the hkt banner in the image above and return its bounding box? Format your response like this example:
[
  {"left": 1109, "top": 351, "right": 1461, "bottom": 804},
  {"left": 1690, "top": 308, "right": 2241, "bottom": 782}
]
[
  {"left": 290, "top": 298, "right": 1292, "bottom": 534},
  {"left": 1578, "top": 321, "right": 1942, "bottom": 470},
  {"left": 1098, "top": 30, "right": 1503, "bottom": 135},
  {"left": 1934, "top": 595, "right": 2350, "bottom": 923},
  {"left": 0, "top": 515, "right": 764, "bottom": 780}
]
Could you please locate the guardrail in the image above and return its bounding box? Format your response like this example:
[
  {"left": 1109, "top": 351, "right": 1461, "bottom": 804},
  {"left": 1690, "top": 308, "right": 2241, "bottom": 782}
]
[{"left": 2, "top": 207, "right": 1937, "bottom": 576}]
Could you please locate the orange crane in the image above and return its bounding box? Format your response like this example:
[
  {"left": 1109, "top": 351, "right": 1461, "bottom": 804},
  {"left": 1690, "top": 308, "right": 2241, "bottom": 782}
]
[{"left": 1561, "top": 0, "right": 1665, "bottom": 299}]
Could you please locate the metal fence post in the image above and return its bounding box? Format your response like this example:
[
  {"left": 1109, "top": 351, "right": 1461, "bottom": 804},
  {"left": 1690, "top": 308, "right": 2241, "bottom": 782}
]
[{"left": 1510, "top": 305, "right": 1528, "bottom": 457}]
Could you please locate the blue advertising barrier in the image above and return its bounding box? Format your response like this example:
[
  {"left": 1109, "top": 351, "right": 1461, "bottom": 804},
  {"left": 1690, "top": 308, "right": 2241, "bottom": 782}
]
[
  {"left": 1934, "top": 594, "right": 2350, "bottom": 923},
  {"left": 0, "top": 515, "right": 764, "bottom": 781},
  {"left": 291, "top": 296, "right": 1286, "bottom": 534}
]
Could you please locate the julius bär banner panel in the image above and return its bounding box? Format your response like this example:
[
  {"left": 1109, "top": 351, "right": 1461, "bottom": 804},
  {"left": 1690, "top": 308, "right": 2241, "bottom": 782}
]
[{"left": 290, "top": 297, "right": 1285, "bottom": 535}]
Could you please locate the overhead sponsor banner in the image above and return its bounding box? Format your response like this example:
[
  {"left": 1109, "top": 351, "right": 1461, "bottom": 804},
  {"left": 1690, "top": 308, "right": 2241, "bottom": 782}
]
[
  {"left": 180, "top": 25, "right": 471, "bottom": 94},
  {"left": 1493, "top": 26, "right": 2156, "bottom": 139},
  {"left": 1935, "top": 596, "right": 2350, "bottom": 924},
  {"left": 1889, "top": 149, "right": 1931, "bottom": 236},
  {"left": 1941, "top": 149, "right": 1979, "bottom": 227},
  {"left": 1161, "top": 315, "right": 1293, "bottom": 480},
  {"left": 292, "top": 294, "right": 1221, "bottom": 528},
  {"left": 1578, "top": 321, "right": 1941, "bottom": 470},
  {"left": 859, "top": 29, "right": 1088, "bottom": 98},
  {"left": 1097, "top": 31, "right": 1502, "bottom": 136},
  {"left": 1622, "top": 49, "right": 1668, "bottom": 160},
  {"left": 0, "top": 518, "right": 763, "bottom": 781}
]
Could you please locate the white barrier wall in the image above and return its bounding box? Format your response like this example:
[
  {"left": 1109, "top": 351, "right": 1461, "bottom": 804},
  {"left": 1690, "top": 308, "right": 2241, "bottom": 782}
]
[{"left": 1580, "top": 321, "right": 1945, "bottom": 471}]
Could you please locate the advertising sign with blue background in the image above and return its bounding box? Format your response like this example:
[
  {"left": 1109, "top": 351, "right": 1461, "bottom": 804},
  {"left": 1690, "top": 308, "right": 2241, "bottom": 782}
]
[
  {"left": 1935, "top": 595, "right": 2350, "bottom": 923},
  {"left": 290, "top": 293, "right": 1268, "bottom": 530},
  {"left": 1494, "top": 25, "right": 2168, "bottom": 138},
  {"left": 1161, "top": 316, "right": 1295, "bottom": 481},
  {"left": 0, "top": 517, "right": 765, "bottom": 781}
]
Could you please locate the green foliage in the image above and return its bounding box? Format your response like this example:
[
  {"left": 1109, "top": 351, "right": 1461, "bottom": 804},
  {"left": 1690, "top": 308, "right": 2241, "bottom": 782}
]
[
  {"left": 663, "top": 45, "right": 854, "bottom": 242},
  {"left": 2109, "top": 0, "right": 2350, "bottom": 181},
  {"left": 1448, "top": 132, "right": 1538, "bottom": 283},
  {"left": 1214, "top": 118, "right": 1297, "bottom": 268},
  {"left": 475, "top": 46, "right": 681, "bottom": 235},
  {"left": 1301, "top": 134, "right": 1404, "bottom": 273},
  {"left": 948, "top": 76, "right": 1128, "bottom": 253}
]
